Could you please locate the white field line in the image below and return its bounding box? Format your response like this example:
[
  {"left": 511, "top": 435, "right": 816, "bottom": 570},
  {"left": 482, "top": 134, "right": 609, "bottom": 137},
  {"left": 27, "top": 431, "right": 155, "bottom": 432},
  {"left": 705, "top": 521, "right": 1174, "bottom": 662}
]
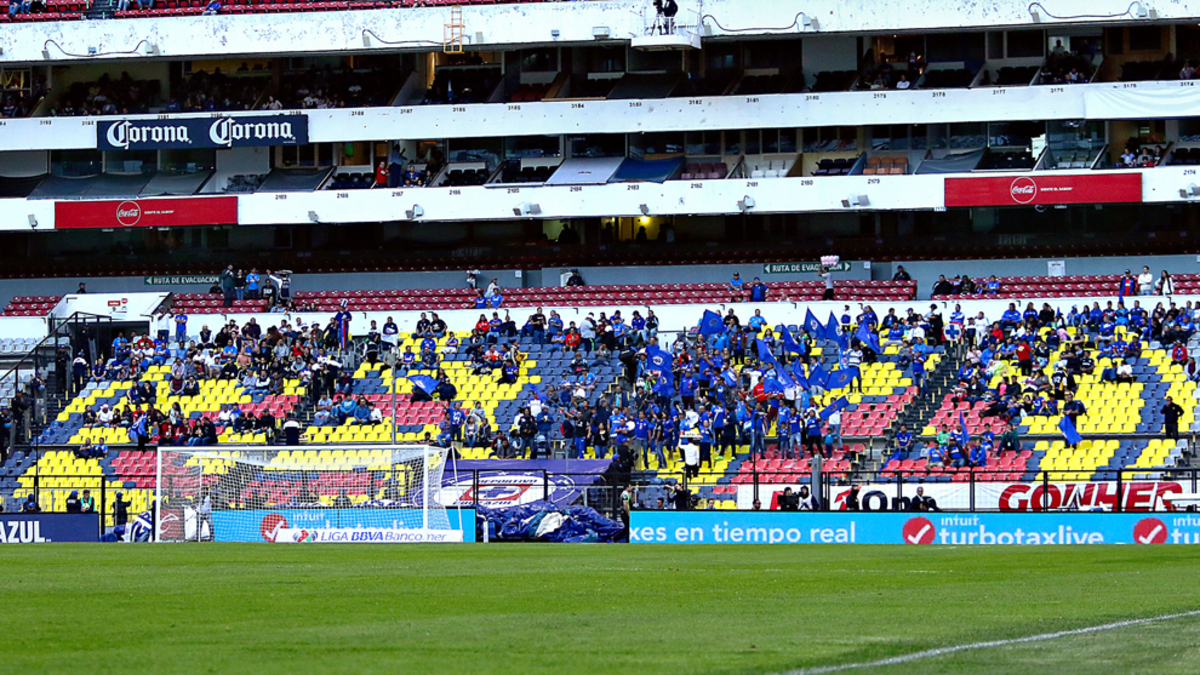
[{"left": 777, "top": 609, "right": 1200, "bottom": 675}]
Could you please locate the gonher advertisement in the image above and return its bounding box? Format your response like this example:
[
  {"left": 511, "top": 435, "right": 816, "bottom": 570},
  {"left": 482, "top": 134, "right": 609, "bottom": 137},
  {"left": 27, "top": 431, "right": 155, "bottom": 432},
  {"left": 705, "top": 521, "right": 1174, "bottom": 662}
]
[
  {"left": 944, "top": 173, "right": 1142, "bottom": 207},
  {"left": 211, "top": 508, "right": 476, "bottom": 543},
  {"left": 0, "top": 514, "right": 99, "bottom": 543},
  {"left": 741, "top": 480, "right": 1185, "bottom": 512},
  {"left": 629, "top": 511, "right": 1200, "bottom": 544}
]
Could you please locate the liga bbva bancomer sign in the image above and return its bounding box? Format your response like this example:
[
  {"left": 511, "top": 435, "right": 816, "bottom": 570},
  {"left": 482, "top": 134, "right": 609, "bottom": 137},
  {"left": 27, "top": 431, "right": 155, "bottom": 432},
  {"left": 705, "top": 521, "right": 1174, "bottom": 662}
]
[{"left": 97, "top": 114, "right": 308, "bottom": 151}]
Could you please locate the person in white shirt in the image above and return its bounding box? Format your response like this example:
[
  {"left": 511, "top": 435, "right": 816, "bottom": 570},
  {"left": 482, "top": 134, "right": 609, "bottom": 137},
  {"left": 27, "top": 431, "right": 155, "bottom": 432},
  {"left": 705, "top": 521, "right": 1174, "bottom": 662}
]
[
  {"left": 1138, "top": 265, "right": 1154, "bottom": 295},
  {"left": 895, "top": 74, "right": 911, "bottom": 90},
  {"left": 1156, "top": 270, "right": 1174, "bottom": 296},
  {"left": 485, "top": 279, "right": 500, "bottom": 298}
]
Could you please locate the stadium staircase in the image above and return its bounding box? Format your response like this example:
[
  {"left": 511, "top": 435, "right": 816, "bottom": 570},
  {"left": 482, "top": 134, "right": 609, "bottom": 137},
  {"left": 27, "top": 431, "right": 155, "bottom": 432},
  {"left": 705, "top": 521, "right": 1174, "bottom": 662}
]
[
  {"left": 85, "top": 0, "right": 116, "bottom": 19},
  {"left": 883, "top": 345, "right": 965, "bottom": 462}
]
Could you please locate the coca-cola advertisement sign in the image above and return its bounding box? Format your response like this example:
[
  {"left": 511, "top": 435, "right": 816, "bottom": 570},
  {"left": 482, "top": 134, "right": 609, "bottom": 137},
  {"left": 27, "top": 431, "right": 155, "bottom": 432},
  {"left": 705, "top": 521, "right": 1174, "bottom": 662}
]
[
  {"left": 944, "top": 173, "right": 1142, "bottom": 207},
  {"left": 55, "top": 197, "right": 238, "bottom": 229}
]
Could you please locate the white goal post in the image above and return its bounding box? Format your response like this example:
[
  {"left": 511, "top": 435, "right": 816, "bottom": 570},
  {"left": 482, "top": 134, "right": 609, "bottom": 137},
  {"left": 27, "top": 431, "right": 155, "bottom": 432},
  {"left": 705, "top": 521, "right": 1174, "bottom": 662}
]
[{"left": 154, "top": 445, "right": 465, "bottom": 543}]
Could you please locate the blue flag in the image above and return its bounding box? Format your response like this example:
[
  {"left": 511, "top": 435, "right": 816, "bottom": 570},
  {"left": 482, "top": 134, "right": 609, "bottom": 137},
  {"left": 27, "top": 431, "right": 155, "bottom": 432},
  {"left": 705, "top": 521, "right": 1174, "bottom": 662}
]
[
  {"left": 1059, "top": 416, "right": 1083, "bottom": 446},
  {"left": 653, "top": 372, "right": 674, "bottom": 397},
  {"left": 699, "top": 309, "right": 724, "bottom": 335},
  {"left": 645, "top": 344, "right": 673, "bottom": 373},
  {"left": 825, "top": 367, "right": 859, "bottom": 391},
  {"left": 825, "top": 311, "right": 848, "bottom": 350},
  {"left": 763, "top": 377, "right": 786, "bottom": 395},
  {"left": 722, "top": 369, "right": 738, "bottom": 389},
  {"left": 790, "top": 360, "right": 808, "bottom": 389},
  {"left": 807, "top": 363, "right": 829, "bottom": 389},
  {"left": 855, "top": 322, "right": 881, "bottom": 353},
  {"left": 779, "top": 324, "right": 804, "bottom": 355},
  {"left": 819, "top": 397, "right": 850, "bottom": 420},
  {"left": 957, "top": 411, "right": 971, "bottom": 447},
  {"left": 408, "top": 375, "right": 437, "bottom": 394},
  {"left": 824, "top": 312, "right": 841, "bottom": 341},
  {"left": 755, "top": 339, "right": 797, "bottom": 389},
  {"left": 803, "top": 309, "right": 823, "bottom": 336}
]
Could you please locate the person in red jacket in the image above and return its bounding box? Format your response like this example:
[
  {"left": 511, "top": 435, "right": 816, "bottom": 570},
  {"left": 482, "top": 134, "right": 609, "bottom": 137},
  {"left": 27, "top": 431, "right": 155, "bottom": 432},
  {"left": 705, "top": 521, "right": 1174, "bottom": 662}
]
[{"left": 1016, "top": 341, "right": 1033, "bottom": 376}]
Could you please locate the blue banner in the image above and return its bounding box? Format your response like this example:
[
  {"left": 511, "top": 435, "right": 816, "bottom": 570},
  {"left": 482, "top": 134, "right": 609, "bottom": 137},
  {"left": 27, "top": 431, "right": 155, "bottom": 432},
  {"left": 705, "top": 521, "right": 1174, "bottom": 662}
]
[
  {"left": 212, "top": 508, "right": 476, "bottom": 543},
  {"left": 630, "top": 511, "right": 1200, "bottom": 545},
  {"left": 0, "top": 514, "right": 98, "bottom": 543},
  {"left": 98, "top": 114, "right": 308, "bottom": 151}
]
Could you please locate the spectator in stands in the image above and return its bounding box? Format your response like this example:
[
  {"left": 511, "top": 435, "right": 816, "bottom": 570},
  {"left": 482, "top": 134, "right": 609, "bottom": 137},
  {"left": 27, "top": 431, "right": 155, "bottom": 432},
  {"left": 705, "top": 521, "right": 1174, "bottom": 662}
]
[
  {"left": 1155, "top": 270, "right": 1175, "bottom": 295},
  {"left": 819, "top": 266, "right": 835, "bottom": 301},
  {"left": 728, "top": 272, "right": 744, "bottom": 302},
  {"left": 8, "top": 0, "right": 30, "bottom": 18},
  {"left": 892, "top": 266, "right": 911, "bottom": 281},
  {"left": 202, "top": 0, "right": 220, "bottom": 14},
  {"left": 1162, "top": 396, "right": 1185, "bottom": 440},
  {"left": 931, "top": 275, "right": 953, "bottom": 296},
  {"left": 1137, "top": 266, "right": 1154, "bottom": 295}
]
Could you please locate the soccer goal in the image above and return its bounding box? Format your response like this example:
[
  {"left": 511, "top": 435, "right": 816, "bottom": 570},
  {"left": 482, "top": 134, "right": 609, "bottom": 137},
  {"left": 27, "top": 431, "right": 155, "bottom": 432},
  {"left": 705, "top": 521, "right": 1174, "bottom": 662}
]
[{"left": 154, "top": 445, "right": 464, "bottom": 543}]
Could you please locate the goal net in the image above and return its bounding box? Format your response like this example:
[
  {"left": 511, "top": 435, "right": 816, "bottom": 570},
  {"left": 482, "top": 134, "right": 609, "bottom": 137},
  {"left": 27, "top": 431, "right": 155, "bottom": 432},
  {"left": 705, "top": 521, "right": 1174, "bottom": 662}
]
[{"left": 154, "top": 445, "right": 461, "bottom": 543}]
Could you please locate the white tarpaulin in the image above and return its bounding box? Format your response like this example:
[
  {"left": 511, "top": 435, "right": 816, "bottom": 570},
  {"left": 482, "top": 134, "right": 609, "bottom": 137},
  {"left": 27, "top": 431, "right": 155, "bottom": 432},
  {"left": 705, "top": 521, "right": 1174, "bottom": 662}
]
[
  {"left": 1084, "top": 86, "right": 1200, "bottom": 120},
  {"left": 543, "top": 157, "right": 625, "bottom": 185}
]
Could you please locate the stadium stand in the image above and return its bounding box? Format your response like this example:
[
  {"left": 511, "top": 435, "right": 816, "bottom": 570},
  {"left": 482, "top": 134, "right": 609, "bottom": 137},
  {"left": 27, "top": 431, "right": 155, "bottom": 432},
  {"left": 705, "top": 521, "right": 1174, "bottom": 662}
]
[
  {"left": 2, "top": 296, "right": 61, "bottom": 316},
  {"left": 156, "top": 281, "right": 918, "bottom": 316}
]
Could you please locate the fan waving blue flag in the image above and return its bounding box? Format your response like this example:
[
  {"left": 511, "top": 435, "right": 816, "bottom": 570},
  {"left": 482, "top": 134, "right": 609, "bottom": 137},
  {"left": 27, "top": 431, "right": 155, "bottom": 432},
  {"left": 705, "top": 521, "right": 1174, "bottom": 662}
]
[
  {"left": 819, "top": 397, "right": 850, "bottom": 420},
  {"left": 790, "top": 359, "right": 808, "bottom": 389},
  {"left": 825, "top": 311, "right": 848, "bottom": 350},
  {"left": 653, "top": 372, "right": 675, "bottom": 397},
  {"left": 825, "top": 367, "right": 859, "bottom": 391},
  {"left": 855, "top": 322, "right": 881, "bottom": 353},
  {"left": 408, "top": 375, "right": 437, "bottom": 394},
  {"left": 1059, "top": 416, "right": 1083, "bottom": 446},
  {"left": 722, "top": 369, "right": 739, "bottom": 389},
  {"left": 779, "top": 324, "right": 804, "bottom": 355},
  {"left": 807, "top": 363, "right": 829, "bottom": 389},
  {"left": 699, "top": 309, "right": 724, "bottom": 335},
  {"left": 755, "top": 339, "right": 797, "bottom": 389},
  {"left": 803, "top": 308, "right": 824, "bottom": 336},
  {"left": 957, "top": 411, "right": 971, "bottom": 446},
  {"left": 763, "top": 377, "right": 787, "bottom": 395},
  {"left": 645, "top": 344, "right": 673, "bottom": 373}
]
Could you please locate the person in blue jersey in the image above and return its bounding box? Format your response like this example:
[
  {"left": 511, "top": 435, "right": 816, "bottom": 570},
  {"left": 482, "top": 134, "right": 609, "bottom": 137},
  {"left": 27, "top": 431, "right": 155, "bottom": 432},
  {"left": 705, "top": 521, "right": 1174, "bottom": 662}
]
[
  {"left": 634, "top": 412, "right": 652, "bottom": 468},
  {"left": 333, "top": 302, "right": 353, "bottom": 352},
  {"left": 804, "top": 408, "right": 824, "bottom": 458},
  {"left": 777, "top": 405, "right": 794, "bottom": 459},
  {"left": 697, "top": 415, "right": 714, "bottom": 470},
  {"left": 710, "top": 403, "right": 730, "bottom": 460}
]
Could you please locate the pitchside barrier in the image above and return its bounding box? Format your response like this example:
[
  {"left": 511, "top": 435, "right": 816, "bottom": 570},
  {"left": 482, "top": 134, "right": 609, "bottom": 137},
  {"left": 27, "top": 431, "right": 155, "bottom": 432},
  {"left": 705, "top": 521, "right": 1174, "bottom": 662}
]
[
  {"left": 711, "top": 469, "right": 1200, "bottom": 513},
  {"left": 628, "top": 511, "right": 1200, "bottom": 545},
  {"left": 7, "top": 467, "right": 1200, "bottom": 523}
]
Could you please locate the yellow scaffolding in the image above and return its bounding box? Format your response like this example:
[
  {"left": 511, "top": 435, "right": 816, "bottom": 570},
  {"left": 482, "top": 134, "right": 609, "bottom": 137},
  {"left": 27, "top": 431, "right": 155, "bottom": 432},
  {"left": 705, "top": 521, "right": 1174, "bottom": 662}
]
[{"left": 444, "top": 6, "right": 465, "bottom": 54}]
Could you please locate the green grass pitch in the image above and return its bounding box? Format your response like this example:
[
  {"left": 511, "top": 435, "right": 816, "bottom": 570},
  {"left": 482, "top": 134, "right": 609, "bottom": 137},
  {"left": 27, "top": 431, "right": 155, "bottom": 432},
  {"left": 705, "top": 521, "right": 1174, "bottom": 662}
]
[{"left": 3, "top": 544, "right": 1200, "bottom": 674}]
